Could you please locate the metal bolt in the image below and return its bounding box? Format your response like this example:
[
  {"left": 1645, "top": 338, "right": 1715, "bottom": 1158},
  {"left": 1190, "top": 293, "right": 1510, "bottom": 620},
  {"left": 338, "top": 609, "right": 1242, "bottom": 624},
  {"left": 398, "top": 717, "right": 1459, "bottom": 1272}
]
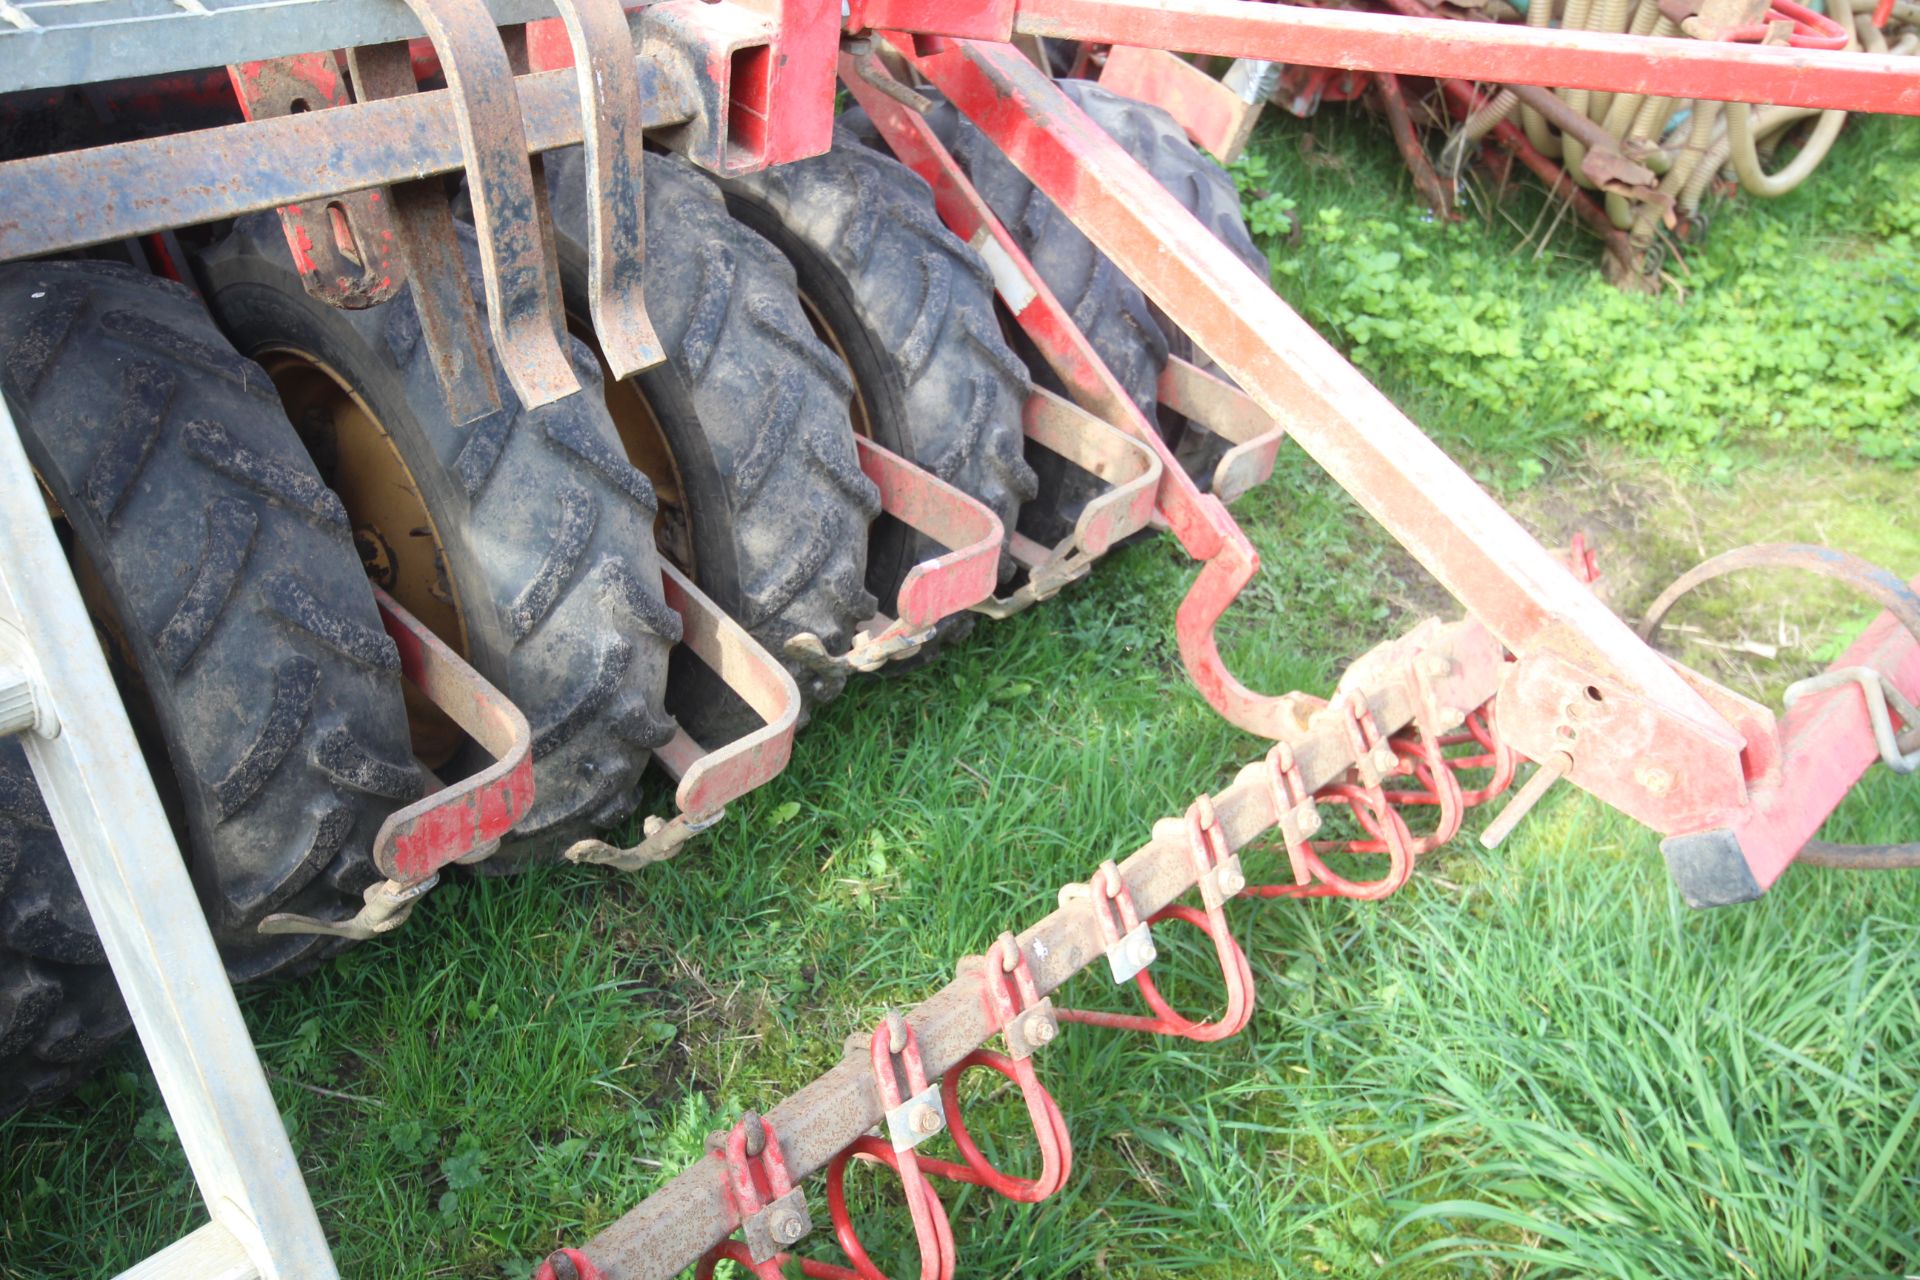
[
  {"left": 769, "top": 1207, "right": 808, "bottom": 1245},
  {"left": 1421, "top": 654, "right": 1453, "bottom": 679},
  {"left": 909, "top": 1102, "right": 942, "bottom": 1136},
  {"left": 1635, "top": 766, "right": 1673, "bottom": 797},
  {"left": 1298, "top": 807, "right": 1323, "bottom": 838},
  {"left": 1218, "top": 861, "right": 1246, "bottom": 898},
  {"left": 546, "top": 1252, "right": 581, "bottom": 1280},
  {"left": 1025, "top": 1012, "right": 1056, "bottom": 1046}
]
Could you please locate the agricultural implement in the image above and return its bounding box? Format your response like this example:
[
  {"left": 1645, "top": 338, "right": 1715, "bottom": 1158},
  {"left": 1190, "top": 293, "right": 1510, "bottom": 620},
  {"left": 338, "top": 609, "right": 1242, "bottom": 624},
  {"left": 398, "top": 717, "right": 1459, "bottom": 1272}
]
[{"left": 0, "top": 0, "right": 1914, "bottom": 1275}]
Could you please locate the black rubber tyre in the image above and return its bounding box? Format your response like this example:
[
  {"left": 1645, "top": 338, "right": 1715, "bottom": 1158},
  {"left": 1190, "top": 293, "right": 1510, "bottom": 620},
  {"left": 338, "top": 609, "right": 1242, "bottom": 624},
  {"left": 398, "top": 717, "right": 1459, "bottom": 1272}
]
[
  {"left": 716, "top": 129, "right": 1039, "bottom": 641},
  {"left": 842, "top": 94, "right": 1167, "bottom": 547},
  {"left": 543, "top": 151, "right": 881, "bottom": 745},
  {"left": 198, "top": 219, "right": 681, "bottom": 858},
  {"left": 0, "top": 260, "right": 419, "bottom": 1114},
  {"left": 1052, "top": 79, "right": 1267, "bottom": 481}
]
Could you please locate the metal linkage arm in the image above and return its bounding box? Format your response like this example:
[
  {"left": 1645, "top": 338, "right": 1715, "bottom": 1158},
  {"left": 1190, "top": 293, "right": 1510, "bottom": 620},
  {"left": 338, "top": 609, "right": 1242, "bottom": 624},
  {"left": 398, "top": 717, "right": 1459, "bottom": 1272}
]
[
  {"left": 574, "top": 616, "right": 1508, "bottom": 1280},
  {"left": 1008, "top": 0, "right": 1920, "bottom": 116},
  {"left": 911, "top": 38, "right": 1757, "bottom": 839}
]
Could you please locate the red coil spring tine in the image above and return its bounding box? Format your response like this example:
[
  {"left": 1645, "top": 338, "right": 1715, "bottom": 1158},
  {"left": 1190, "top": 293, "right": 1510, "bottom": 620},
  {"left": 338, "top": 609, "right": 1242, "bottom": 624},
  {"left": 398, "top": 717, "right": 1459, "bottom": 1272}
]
[
  {"left": 534, "top": 1248, "right": 605, "bottom": 1280},
  {"left": 1262, "top": 741, "right": 1319, "bottom": 887},
  {"left": 826, "top": 1136, "right": 956, "bottom": 1280},
  {"left": 1055, "top": 796, "right": 1255, "bottom": 1039},
  {"left": 1455, "top": 705, "right": 1518, "bottom": 806},
  {"left": 1130, "top": 903, "right": 1256, "bottom": 1040},
  {"left": 696, "top": 1114, "right": 807, "bottom": 1280},
  {"left": 916, "top": 1048, "right": 1073, "bottom": 1202},
  {"left": 696, "top": 1241, "right": 791, "bottom": 1280}
]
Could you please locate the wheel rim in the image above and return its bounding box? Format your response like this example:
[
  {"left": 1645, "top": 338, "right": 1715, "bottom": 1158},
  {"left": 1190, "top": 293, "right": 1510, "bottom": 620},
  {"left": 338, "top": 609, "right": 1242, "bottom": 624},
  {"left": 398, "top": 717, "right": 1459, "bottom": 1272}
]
[{"left": 258, "top": 351, "right": 468, "bottom": 767}]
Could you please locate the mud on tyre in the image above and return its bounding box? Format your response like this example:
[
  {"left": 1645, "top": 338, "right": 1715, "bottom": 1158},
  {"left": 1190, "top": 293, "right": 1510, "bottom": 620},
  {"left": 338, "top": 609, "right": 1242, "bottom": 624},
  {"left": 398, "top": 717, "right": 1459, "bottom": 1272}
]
[
  {"left": 716, "top": 129, "right": 1038, "bottom": 648},
  {"left": 198, "top": 219, "right": 681, "bottom": 859},
  {"left": 544, "top": 150, "right": 881, "bottom": 745},
  {"left": 0, "top": 260, "right": 420, "bottom": 1113}
]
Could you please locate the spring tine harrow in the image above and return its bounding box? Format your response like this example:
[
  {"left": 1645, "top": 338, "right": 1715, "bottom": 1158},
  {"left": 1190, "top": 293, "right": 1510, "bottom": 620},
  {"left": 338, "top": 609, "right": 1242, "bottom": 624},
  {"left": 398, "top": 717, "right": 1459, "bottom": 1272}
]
[{"left": 569, "top": 612, "right": 1508, "bottom": 1279}]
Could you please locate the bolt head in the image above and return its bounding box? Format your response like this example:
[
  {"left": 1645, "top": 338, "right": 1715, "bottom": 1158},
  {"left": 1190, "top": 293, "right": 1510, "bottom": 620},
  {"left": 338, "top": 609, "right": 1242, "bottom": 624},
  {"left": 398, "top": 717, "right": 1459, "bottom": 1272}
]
[
  {"left": 1026, "top": 1013, "right": 1056, "bottom": 1045},
  {"left": 1298, "top": 808, "right": 1322, "bottom": 838},
  {"left": 1635, "top": 766, "right": 1673, "bottom": 797},
  {"left": 770, "top": 1208, "right": 807, "bottom": 1244},
  {"left": 1218, "top": 863, "right": 1246, "bottom": 898},
  {"left": 1422, "top": 654, "right": 1453, "bottom": 679},
  {"left": 909, "top": 1102, "right": 942, "bottom": 1136}
]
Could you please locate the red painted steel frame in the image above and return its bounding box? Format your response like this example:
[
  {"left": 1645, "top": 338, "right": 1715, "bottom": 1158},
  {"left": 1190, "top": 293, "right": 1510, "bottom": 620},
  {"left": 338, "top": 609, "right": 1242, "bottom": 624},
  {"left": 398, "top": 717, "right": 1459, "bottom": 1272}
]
[
  {"left": 905, "top": 37, "right": 1760, "bottom": 841},
  {"left": 1010, "top": 0, "right": 1920, "bottom": 115},
  {"left": 1716, "top": 581, "right": 1920, "bottom": 893},
  {"left": 842, "top": 48, "right": 1314, "bottom": 740}
]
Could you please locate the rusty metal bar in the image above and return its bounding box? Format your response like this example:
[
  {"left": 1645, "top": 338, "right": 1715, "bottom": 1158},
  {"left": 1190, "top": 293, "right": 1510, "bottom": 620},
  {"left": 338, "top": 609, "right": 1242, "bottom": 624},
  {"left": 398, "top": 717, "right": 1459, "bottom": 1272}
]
[
  {"left": 1009, "top": 0, "right": 1920, "bottom": 115},
  {"left": 579, "top": 615, "right": 1508, "bottom": 1280},
  {"left": 567, "top": 563, "right": 800, "bottom": 871},
  {"left": 547, "top": 0, "right": 664, "bottom": 376},
  {"left": 914, "top": 38, "right": 1755, "bottom": 839},
  {"left": 0, "top": 60, "right": 694, "bottom": 264}
]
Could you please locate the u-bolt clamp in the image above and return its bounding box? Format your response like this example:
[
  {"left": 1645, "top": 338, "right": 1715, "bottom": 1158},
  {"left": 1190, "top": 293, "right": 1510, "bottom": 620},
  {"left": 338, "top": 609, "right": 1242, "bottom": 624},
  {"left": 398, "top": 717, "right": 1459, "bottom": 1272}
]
[
  {"left": 827, "top": 1014, "right": 955, "bottom": 1280},
  {"left": 1262, "top": 741, "right": 1322, "bottom": 888},
  {"left": 874, "top": 1011, "right": 946, "bottom": 1151},
  {"left": 1061, "top": 860, "right": 1158, "bottom": 984},
  {"left": 977, "top": 933, "right": 1059, "bottom": 1060},
  {"left": 713, "top": 1111, "right": 812, "bottom": 1265}
]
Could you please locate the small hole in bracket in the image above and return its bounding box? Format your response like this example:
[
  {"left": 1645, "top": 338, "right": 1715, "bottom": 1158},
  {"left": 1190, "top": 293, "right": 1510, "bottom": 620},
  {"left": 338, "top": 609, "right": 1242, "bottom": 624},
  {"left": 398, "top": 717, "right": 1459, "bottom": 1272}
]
[
  {"left": 1556, "top": 723, "right": 1578, "bottom": 741},
  {"left": 289, "top": 97, "right": 311, "bottom": 113},
  {"left": 1585, "top": 685, "right": 1604, "bottom": 702}
]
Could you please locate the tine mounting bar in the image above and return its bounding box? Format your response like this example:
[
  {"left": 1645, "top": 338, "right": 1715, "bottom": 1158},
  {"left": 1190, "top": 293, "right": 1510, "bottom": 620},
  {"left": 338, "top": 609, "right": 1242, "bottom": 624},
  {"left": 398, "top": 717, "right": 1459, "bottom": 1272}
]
[
  {"left": 0, "top": 61, "right": 695, "bottom": 264},
  {"left": 569, "top": 563, "right": 800, "bottom": 871},
  {"left": 577, "top": 615, "right": 1509, "bottom": 1280},
  {"left": 915, "top": 38, "right": 1755, "bottom": 837}
]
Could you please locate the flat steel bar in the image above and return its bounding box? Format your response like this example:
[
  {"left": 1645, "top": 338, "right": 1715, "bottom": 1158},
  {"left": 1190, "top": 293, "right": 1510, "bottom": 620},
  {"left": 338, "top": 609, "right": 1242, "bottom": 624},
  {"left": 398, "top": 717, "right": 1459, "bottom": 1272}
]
[
  {"left": 580, "top": 618, "right": 1507, "bottom": 1280},
  {"left": 918, "top": 40, "right": 1750, "bottom": 828},
  {"left": 0, "top": 59, "right": 694, "bottom": 263},
  {"left": 1010, "top": 0, "right": 1920, "bottom": 116},
  {"left": 0, "top": 0, "right": 557, "bottom": 94}
]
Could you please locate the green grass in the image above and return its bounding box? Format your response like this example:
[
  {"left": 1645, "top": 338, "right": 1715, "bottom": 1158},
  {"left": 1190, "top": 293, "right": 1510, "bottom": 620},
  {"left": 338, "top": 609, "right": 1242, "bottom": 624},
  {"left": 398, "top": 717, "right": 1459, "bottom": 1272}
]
[{"left": 6, "top": 104, "right": 1920, "bottom": 1280}]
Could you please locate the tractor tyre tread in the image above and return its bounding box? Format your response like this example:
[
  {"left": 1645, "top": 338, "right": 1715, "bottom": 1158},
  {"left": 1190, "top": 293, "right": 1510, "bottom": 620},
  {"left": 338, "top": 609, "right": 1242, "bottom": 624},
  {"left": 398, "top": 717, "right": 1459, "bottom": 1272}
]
[{"left": 0, "top": 259, "right": 418, "bottom": 1115}]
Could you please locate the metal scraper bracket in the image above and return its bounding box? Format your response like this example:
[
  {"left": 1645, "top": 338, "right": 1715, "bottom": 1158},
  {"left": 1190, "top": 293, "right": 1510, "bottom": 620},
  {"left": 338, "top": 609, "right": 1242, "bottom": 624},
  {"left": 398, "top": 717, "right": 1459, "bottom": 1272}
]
[
  {"left": 786, "top": 437, "right": 1005, "bottom": 675},
  {"left": 568, "top": 563, "right": 801, "bottom": 871},
  {"left": 259, "top": 588, "right": 534, "bottom": 941}
]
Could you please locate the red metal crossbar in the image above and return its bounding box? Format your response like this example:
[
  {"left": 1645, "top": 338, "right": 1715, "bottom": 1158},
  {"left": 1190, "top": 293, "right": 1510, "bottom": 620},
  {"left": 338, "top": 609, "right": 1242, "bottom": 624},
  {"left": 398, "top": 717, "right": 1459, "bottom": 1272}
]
[
  {"left": 1010, "top": 0, "right": 1920, "bottom": 115},
  {"left": 904, "top": 37, "right": 1761, "bottom": 839}
]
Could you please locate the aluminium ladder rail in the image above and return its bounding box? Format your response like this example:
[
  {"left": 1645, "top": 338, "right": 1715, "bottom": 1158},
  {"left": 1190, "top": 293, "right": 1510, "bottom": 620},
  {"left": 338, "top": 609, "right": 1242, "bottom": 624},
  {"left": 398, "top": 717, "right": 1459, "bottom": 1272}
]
[{"left": 0, "top": 397, "right": 338, "bottom": 1280}]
